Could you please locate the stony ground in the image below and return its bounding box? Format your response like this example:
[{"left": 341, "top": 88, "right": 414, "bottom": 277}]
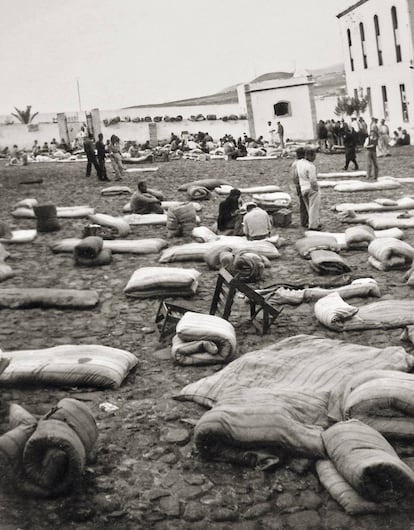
[{"left": 0, "top": 147, "right": 414, "bottom": 530}]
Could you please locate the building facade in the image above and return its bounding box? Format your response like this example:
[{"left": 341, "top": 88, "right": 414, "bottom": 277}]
[{"left": 337, "top": 0, "right": 414, "bottom": 138}]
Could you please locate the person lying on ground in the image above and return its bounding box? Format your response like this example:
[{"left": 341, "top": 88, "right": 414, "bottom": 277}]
[{"left": 130, "top": 181, "right": 164, "bottom": 214}]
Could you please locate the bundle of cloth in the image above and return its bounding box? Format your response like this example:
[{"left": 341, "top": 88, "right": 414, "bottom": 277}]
[
  {"left": 124, "top": 267, "right": 201, "bottom": 298},
  {"left": 33, "top": 204, "right": 61, "bottom": 233},
  {"left": 159, "top": 238, "right": 279, "bottom": 264},
  {"left": 305, "top": 227, "right": 404, "bottom": 250},
  {"left": 123, "top": 213, "right": 168, "bottom": 226},
  {"left": 0, "top": 229, "right": 37, "bottom": 244},
  {"left": 100, "top": 185, "right": 131, "bottom": 196},
  {"left": 0, "top": 399, "right": 98, "bottom": 498},
  {"left": 171, "top": 312, "right": 237, "bottom": 366},
  {"left": 252, "top": 192, "right": 291, "bottom": 212},
  {"left": 73, "top": 237, "right": 112, "bottom": 266},
  {"left": 319, "top": 177, "right": 401, "bottom": 192},
  {"left": 51, "top": 237, "right": 167, "bottom": 255},
  {"left": 176, "top": 334, "right": 414, "bottom": 468},
  {"left": 166, "top": 203, "right": 198, "bottom": 237},
  {"left": 0, "top": 288, "right": 99, "bottom": 309},
  {"left": 178, "top": 179, "right": 230, "bottom": 192},
  {"left": 340, "top": 369, "right": 414, "bottom": 440},
  {"left": 296, "top": 236, "right": 340, "bottom": 258},
  {"left": 0, "top": 344, "right": 137, "bottom": 388},
  {"left": 318, "top": 170, "right": 367, "bottom": 179},
  {"left": 214, "top": 185, "right": 281, "bottom": 195},
  {"left": 257, "top": 278, "right": 380, "bottom": 305},
  {"left": 186, "top": 185, "right": 211, "bottom": 201},
  {"left": 316, "top": 420, "right": 414, "bottom": 514},
  {"left": 333, "top": 196, "right": 414, "bottom": 213},
  {"left": 368, "top": 237, "right": 414, "bottom": 271},
  {"left": 0, "top": 243, "right": 14, "bottom": 282},
  {"left": 309, "top": 250, "right": 351, "bottom": 275},
  {"left": 315, "top": 292, "right": 414, "bottom": 331},
  {"left": 338, "top": 209, "right": 414, "bottom": 229},
  {"left": 12, "top": 205, "right": 95, "bottom": 219},
  {"left": 88, "top": 213, "right": 130, "bottom": 237},
  {"left": 191, "top": 226, "right": 219, "bottom": 243}
]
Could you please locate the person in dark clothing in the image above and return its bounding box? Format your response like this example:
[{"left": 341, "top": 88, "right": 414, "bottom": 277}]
[
  {"left": 343, "top": 125, "right": 359, "bottom": 170},
  {"left": 84, "top": 135, "right": 100, "bottom": 178},
  {"left": 217, "top": 188, "right": 243, "bottom": 235},
  {"left": 96, "top": 133, "right": 110, "bottom": 181}
]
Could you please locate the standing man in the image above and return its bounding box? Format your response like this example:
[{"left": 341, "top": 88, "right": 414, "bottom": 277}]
[
  {"left": 83, "top": 135, "right": 100, "bottom": 178},
  {"left": 277, "top": 121, "right": 285, "bottom": 148},
  {"left": 378, "top": 119, "right": 391, "bottom": 157},
  {"left": 96, "top": 133, "right": 110, "bottom": 181},
  {"left": 291, "top": 147, "right": 308, "bottom": 228},
  {"left": 267, "top": 121, "right": 276, "bottom": 145},
  {"left": 296, "top": 147, "right": 321, "bottom": 230},
  {"left": 364, "top": 130, "right": 379, "bottom": 180},
  {"left": 343, "top": 124, "right": 359, "bottom": 170}
]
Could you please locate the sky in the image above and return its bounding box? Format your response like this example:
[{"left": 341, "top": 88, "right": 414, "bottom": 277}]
[{"left": 0, "top": 0, "right": 350, "bottom": 114}]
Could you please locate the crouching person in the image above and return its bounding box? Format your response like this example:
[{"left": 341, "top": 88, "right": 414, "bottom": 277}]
[{"left": 130, "top": 181, "right": 164, "bottom": 214}]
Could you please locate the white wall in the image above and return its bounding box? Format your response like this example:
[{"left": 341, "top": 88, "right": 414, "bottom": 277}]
[
  {"left": 338, "top": 0, "right": 414, "bottom": 136},
  {"left": 315, "top": 95, "right": 341, "bottom": 121},
  {"left": 248, "top": 82, "right": 316, "bottom": 141},
  {"left": 0, "top": 123, "right": 60, "bottom": 150}
]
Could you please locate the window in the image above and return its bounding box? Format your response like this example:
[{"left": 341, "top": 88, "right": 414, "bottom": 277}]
[
  {"left": 400, "top": 84, "right": 409, "bottom": 121},
  {"left": 381, "top": 85, "right": 389, "bottom": 119},
  {"left": 347, "top": 29, "right": 354, "bottom": 71},
  {"left": 273, "top": 101, "right": 290, "bottom": 117},
  {"left": 359, "top": 22, "right": 368, "bottom": 69},
  {"left": 366, "top": 87, "right": 373, "bottom": 116},
  {"left": 374, "top": 15, "right": 383, "bottom": 66},
  {"left": 391, "top": 6, "right": 402, "bottom": 62}
]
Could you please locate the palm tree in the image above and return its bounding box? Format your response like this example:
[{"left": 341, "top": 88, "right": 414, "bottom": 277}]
[{"left": 11, "top": 105, "right": 38, "bottom": 124}]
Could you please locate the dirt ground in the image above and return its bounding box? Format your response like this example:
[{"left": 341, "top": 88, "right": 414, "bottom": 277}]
[{"left": 1, "top": 147, "right": 414, "bottom": 530}]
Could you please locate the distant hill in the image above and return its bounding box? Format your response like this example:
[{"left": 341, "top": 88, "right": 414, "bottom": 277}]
[{"left": 124, "top": 63, "right": 346, "bottom": 109}]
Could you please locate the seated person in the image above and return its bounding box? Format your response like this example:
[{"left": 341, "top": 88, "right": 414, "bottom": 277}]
[
  {"left": 40, "top": 142, "right": 49, "bottom": 154},
  {"left": 217, "top": 188, "right": 243, "bottom": 235},
  {"left": 243, "top": 202, "right": 272, "bottom": 240},
  {"left": 57, "top": 138, "right": 70, "bottom": 151},
  {"left": 130, "top": 181, "right": 164, "bottom": 214},
  {"left": 32, "top": 140, "right": 41, "bottom": 157},
  {"left": 398, "top": 129, "right": 411, "bottom": 146},
  {"left": 128, "top": 143, "right": 140, "bottom": 158},
  {"left": 7, "top": 145, "right": 21, "bottom": 165}
]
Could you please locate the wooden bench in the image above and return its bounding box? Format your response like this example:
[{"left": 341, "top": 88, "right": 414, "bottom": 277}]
[{"left": 210, "top": 268, "right": 283, "bottom": 335}]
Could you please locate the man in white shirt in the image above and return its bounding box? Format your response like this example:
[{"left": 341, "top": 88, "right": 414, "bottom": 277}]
[
  {"left": 243, "top": 203, "right": 272, "bottom": 240},
  {"left": 296, "top": 147, "right": 321, "bottom": 230}
]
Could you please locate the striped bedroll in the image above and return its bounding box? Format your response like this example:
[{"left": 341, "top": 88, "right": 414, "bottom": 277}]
[
  {"left": 368, "top": 237, "right": 414, "bottom": 271},
  {"left": 171, "top": 312, "right": 236, "bottom": 366}
]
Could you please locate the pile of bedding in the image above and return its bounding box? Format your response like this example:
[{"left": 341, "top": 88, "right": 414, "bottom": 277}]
[
  {"left": 252, "top": 192, "right": 291, "bottom": 211},
  {"left": 319, "top": 177, "right": 401, "bottom": 192},
  {"left": 12, "top": 206, "right": 95, "bottom": 219},
  {"left": 191, "top": 226, "right": 218, "bottom": 243},
  {"left": 333, "top": 196, "right": 414, "bottom": 213},
  {"left": 0, "top": 345, "right": 137, "bottom": 388},
  {"left": 88, "top": 213, "right": 130, "bottom": 237},
  {"left": 309, "top": 250, "right": 351, "bottom": 275},
  {"left": 51, "top": 238, "right": 167, "bottom": 255},
  {"left": 187, "top": 185, "right": 211, "bottom": 200},
  {"left": 223, "top": 250, "right": 268, "bottom": 282},
  {"left": 259, "top": 278, "right": 380, "bottom": 305},
  {"left": 305, "top": 227, "right": 404, "bottom": 249},
  {"left": 73, "top": 237, "right": 112, "bottom": 266},
  {"left": 100, "top": 186, "right": 131, "bottom": 196},
  {"left": 368, "top": 237, "right": 414, "bottom": 270},
  {"left": 214, "top": 185, "right": 281, "bottom": 195},
  {"left": 166, "top": 203, "right": 198, "bottom": 237},
  {"left": 124, "top": 267, "right": 201, "bottom": 298},
  {"left": 296, "top": 236, "right": 340, "bottom": 258},
  {"left": 0, "top": 230, "right": 37, "bottom": 244},
  {"left": 0, "top": 399, "right": 98, "bottom": 497},
  {"left": 123, "top": 200, "right": 202, "bottom": 213},
  {"left": 171, "top": 312, "right": 237, "bottom": 365},
  {"left": 315, "top": 292, "right": 414, "bottom": 330},
  {"left": 0, "top": 288, "right": 99, "bottom": 309},
  {"left": 178, "top": 179, "right": 229, "bottom": 192},
  {"left": 122, "top": 213, "right": 168, "bottom": 226}
]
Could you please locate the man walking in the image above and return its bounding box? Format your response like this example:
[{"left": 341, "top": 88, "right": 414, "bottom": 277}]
[{"left": 343, "top": 124, "right": 359, "bottom": 170}]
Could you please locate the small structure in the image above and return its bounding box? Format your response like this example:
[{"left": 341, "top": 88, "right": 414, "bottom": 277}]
[{"left": 239, "top": 73, "right": 317, "bottom": 141}]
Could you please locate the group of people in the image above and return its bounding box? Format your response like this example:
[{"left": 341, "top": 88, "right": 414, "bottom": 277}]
[
  {"left": 83, "top": 133, "right": 124, "bottom": 181},
  {"left": 317, "top": 117, "right": 369, "bottom": 150}
]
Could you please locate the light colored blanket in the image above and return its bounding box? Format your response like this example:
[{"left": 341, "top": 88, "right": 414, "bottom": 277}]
[
  {"left": 315, "top": 293, "right": 414, "bottom": 330},
  {"left": 171, "top": 312, "right": 237, "bottom": 365},
  {"left": 123, "top": 200, "right": 202, "bottom": 213},
  {"left": 0, "top": 230, "right": 37, "bottom": 244},
  {"left": 89, "top": 213, "right": 130, "bottom": 237},
  {"left": 177, "top": 334, "right": 413, "bottom": 457},
  {"left": 0, "top": 288, "right": 99, "bottom": 308},
  {"left": 368, "top": 237, "right": 414, "bottom": 270},
  {"left": 319, "top": 177, "right": 401, "bottom": 191},
  {"left": 333, "top": 197, "right": 414, "bottom": 213},
  {"left": 124, "top": 267, "right": 200, "bottom": 298},
  {"left": 305, "top": 228, "right": 404, "bottom": 249},
  {"left": 214, "top": 185, "right": 281, "bottom": 195},
  {"left": 100, "top": 186, "right": 132, "bottom": 196},
  {"left": 51, "top": 238, "right": 167, "bottom": 254},
  {"left": 318, "top": 170, "right": 367, "bottom": 179},
  {"left": 252, "top": 192, "right": 291, "bottom": 208},
  {"left": 0, "top": 345, "right": 137, "bottom": 388},
  {"left": 122, "top": 213, "right": 167, "bottom": 226},
  {"left": 296, "top": 236, "right": 340, "bottom": 258},
  {"left": 12, "top": 206, "right": 95, "bottom": 218}
]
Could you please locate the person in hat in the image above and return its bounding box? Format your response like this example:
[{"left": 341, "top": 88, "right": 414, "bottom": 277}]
[{"left": 243, "top": 202, "right": 272, "bottom": 240}]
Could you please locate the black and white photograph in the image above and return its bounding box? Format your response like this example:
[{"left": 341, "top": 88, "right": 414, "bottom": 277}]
[{"left": 1, "top": 0, "right": 414, "bottom": 528}]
